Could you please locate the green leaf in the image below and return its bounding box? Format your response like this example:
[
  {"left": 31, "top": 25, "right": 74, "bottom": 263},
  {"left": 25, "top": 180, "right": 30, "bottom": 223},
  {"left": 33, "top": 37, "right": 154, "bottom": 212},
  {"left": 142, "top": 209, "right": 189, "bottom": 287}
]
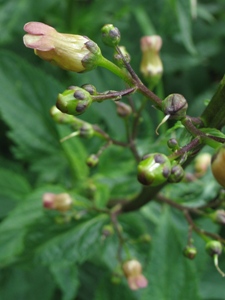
[
  {"left": 37, "top": 214, "right": 108, "bottom": 265},
  {"left": 49, "top": 261, "right": 79, "bottom": 300},
  {"left": 0, "top": 185, "right": 65, "bottom": 267},
  {"left": 141, "top": 208, "right": 201, "bottom": 300},
  {"left": 0, "top": 168, "right": 31, "bottom": 217},
  {"left": 176, "top": 0, "right": 197, "bottom": 54}
]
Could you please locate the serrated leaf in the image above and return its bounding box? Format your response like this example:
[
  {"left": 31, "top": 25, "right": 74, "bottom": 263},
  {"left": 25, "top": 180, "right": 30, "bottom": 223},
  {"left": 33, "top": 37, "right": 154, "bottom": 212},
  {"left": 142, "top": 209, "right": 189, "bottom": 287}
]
[
  {"left": 140, "top": 208, "right": 201, "bottom": 300},
  {"left": 49, "top": 261, "right": 79, "bottom": 300},
  {"left": 0, "top": 185, "right": 65, "bottom": 267},
  {"left": 37, "top": 214, "right": 108, "bottom": 265},
  {"left": 0, "top": 168, "right": 31, "bottom": 217}
]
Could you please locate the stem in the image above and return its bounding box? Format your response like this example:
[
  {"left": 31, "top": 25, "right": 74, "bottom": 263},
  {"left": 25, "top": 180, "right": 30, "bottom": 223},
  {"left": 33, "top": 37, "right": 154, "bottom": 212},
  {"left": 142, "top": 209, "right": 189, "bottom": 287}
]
[{"left": 92, "top": 87, "right": 136, "bottom": 102}]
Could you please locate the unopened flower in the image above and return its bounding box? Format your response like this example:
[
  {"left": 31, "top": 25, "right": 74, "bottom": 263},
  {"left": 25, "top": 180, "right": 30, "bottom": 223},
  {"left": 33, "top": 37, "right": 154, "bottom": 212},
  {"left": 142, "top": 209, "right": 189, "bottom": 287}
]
[
  {"left": 140, "top": 35, "right": 163, "bottom": 88},
  {"left": 122, "top": 259, "right": 148, "bottom": 290},
  {"left": 43, "top": 193, "right": 73, "bottom": 212},
  {"left": 195, "top": 153, "right": 211, "bottom": 177},
  {"left": 211, "top": 146, "right": 225, "bottom": 188},
  {"left": 23, "top": 22, "right": 102, "bottom": 72}
]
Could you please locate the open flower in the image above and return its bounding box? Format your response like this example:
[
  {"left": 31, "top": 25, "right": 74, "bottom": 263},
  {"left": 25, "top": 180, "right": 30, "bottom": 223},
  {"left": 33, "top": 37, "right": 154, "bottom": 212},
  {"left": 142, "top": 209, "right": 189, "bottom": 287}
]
[
  {"left": 122, "top": 259, "right": 148, "bottom": 290},
  {"left": 23, "top": 22, "right": 102, "bottom": 72}
]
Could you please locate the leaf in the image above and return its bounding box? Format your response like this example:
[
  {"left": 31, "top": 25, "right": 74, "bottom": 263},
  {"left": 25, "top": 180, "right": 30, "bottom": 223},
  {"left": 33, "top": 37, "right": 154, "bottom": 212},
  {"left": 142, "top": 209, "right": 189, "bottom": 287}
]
[
  {"left": 0, "top": 168, "right": 31, "bottom": 217},
  {"left": 0, "top": 50, "right": 88, "bottom": 183},
  {"left": 140, "top": 208, "right": 201, "bottom": 300},
  {"left": 49, "top": 261, "right": 79, "bottom": 300},
  {"left": 36, "top": 214, "right": 108, "bottom": 265},
  {"left": 176, "top": 0, "right": 197, "bottom": 54},
  {"left": 0, "top": 185, "right": 65, "bottom": 267}
]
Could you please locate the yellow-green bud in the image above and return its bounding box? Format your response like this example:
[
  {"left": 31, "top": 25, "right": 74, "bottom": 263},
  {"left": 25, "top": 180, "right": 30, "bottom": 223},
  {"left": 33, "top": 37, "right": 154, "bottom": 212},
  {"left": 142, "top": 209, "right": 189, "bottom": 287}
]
[
  {"left": 86, "top": 154, "right": 99, "bottom": 167},
  {"left": 183, "top": 246, "right": 197, "bottom": 259},
  {"left": 206, "top": 240, "right": 223, "bottom": 256},
  {"left": 101, "top": 24, "right": 121, "bottom": 47},
  {"left": 211, "top": 146, "right": 225, "bottom": 188},
  {"left": 168, "top": 162, "right": 184, "bottom": 183},
  {"left": 162, "top": 94, "right": 188, "bottom": 120}
]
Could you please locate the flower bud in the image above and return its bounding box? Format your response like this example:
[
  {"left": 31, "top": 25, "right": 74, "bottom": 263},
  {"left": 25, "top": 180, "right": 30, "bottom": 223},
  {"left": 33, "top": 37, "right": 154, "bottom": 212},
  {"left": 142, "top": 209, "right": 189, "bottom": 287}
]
[
  {"left": 211, "top": 146, "right": 225, "bottom": 188},
  {"left": 162, "top": 94, "right": 188, "bottom": 120},
  {"left": 81, "top": 84, "right": 97, "bottom": 95},
  {"left": 122, "top": 259, "right": 148, "bottom": 290},
  {"left": 211, "top": 210, "right": 225, "bottom": 225},
  {"left": 206, "top": 240, "right": 223, "bottom": 256},
  {"left": 167, "top": 138, "right": 180, "bottom": 151},
  {"left": 137, "top": 153, "right": 171, "bottom": 186},
  {"left": 140, "top": 35, "right": 163, "bottom": 87},
  {"left": 101, "top": 24, "right": 121, "bottom": 47},
  {"left": 115, "top": 101, "right": 132, "bottom": 118},
  {"left": 168, "top": 162, "right": 184, "bottom": 183},
  {"left": 183, "top": 246, "right": 197, "bottom": 259},
  {"left": 50, "top": 106, "right": 76, "bottom": 124},
  {"left": 56, "top": 87, "right": 93, "bottom": 116},
  {"left": 114, "top": 46, "right": 131, "bottom": 67},
  {"left": 86, "top": 154, "right": 99, "bottom": 167},
  {"left": 195, "top": 153, "right": 211, "bottom": 177},
  {"left": 42, "top": 193, "right": 73, "bottom": 212},
  {"left": 23, "top": 22, "right": 103, "bottom": 72},
  {"left": 79, "top": 123, "right": 94, "bottom": 138},
  {"left": 102, "top": 224, "right": 114, "bottom": 238}
]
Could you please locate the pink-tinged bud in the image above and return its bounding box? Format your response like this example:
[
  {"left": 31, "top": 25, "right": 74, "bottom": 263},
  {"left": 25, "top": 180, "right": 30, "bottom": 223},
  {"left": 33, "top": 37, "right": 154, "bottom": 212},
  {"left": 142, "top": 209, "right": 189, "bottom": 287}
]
[
  {"left": 23, "top": 22, "right": 102, "bottom": 72},
  {"left": 122, "top": 259, "right": 148, "bottom": 290},
  {"left": 140, "top": 35, "right": 163, "bottom": 87},
  {"left": 42, "top": 193, "right": 73, "bottom": 212}
]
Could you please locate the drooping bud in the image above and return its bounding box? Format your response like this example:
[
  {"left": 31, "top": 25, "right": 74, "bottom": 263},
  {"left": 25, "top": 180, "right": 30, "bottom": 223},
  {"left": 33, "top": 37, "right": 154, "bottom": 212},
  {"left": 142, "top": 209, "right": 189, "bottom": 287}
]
[
  {"left": 56, "top": 87, "right": 93, "bottom": 116},
  {"left": 115, "top": 101, "right": 132, "bottom": 118},
  {"left": 23, "top": 22, "right": 103, "bottom": 72},
  {"left": 140, "top": 35, "right": 163, "bottom": 88},
  {"left": 137, "top": 153, "right": 171, "bottom": 186},
  {"left": 194, "top": 153, "right": 211, "bottom": 177},
  {"left": 101, "top": 24, "right": 121, "bottom": 47},
  {"left": 122, "top": 259, "right": 148, "bottom": 290},
  {"left": 205, "top": 240, "right": 225, "bottom": 277},
  {"left": 162, "top": 94, "right": 188, "bottom": 120},
  {"left": 183, "top": 246, "right": 197, "bottom": 259},
  {"left": 114, "top": 46, "right": 131, "bottom": 67},
  {"left": 211, "top": 146, "right": 225, "bottom": 188},
  {"left": 42, "top": 193, "right": 73, "bottom": 212},
  {"left": 168, "top": 162, "right": 184, "bottom": 183},
  {"left": 86, "top": 154, "right": 99, "bottom": 167}
]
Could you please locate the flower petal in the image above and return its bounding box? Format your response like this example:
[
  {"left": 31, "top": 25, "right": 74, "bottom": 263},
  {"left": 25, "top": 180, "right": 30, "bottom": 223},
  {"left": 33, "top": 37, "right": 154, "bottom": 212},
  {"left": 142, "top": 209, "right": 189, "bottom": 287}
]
[{"left": 23, "top": 21, "right": 55, "bottom": 35}]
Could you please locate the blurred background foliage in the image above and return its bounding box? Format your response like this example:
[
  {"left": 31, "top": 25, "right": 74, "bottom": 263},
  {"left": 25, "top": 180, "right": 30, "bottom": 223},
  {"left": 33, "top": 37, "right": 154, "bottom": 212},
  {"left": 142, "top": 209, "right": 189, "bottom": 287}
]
[{"left": 0, "top": 0, "right": 225, "bottom": 299}]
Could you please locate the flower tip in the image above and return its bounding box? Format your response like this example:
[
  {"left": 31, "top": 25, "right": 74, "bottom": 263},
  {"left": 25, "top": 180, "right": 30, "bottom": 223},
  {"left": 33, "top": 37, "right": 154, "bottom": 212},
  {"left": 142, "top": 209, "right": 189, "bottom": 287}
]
[{"left": 23, "top": 21, "right": 55, "bottom": 35}]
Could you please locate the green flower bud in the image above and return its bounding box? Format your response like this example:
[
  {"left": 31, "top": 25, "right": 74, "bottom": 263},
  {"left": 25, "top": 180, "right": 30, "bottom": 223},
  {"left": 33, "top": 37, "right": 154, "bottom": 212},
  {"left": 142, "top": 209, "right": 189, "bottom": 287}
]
[
  {"left": 114, "top": 46, "right": 130, "bottom": 67},
  {"left": 211, "top": 209, "right": 225, "bottom": 225},
  {"left": 162, "top": 94, "right": 188, "bottom": 120},
  {"left": 211, "top": 146, "right": 225, "bottom": 188},
  {"left": 168, "top": 162, "right": 184, "bottom": 183},
  {"left": 56, "top": 87, "right": 93, "bottom": 116},
  {"left": 115, "top": 102, "right": 132, "bottom": 118},
  {"left": 206, "top": 240, "right": 223, "bottom": 256},
  {"left": 79, "top": 123, "right": 94, "bottom": 138},
  {"left": 183, "top": 246, "right": 197, "bottom": 259},
  {"left": 81, "top": 84, "right": 97, "bottom": 95},
  {"left": 86, "top": 154, "right": 99, "bottom": 167},
  {"left": 102, "top": 224, "right": 114, "bottom": 238},
  {"left": 50, "top": 106, "right": 76, "bottom": 124},
  {"left": 167, "top": 138, "right": 180, "bottom": 151},
  {"left": 137, "top": 153, "right": 171, "bottom": 186},
  {"left": 81, "top": 40, "right": 103, "bottom": 71},
  {"left": 101, "top": 24, "right": 121, "bottom": 47}
]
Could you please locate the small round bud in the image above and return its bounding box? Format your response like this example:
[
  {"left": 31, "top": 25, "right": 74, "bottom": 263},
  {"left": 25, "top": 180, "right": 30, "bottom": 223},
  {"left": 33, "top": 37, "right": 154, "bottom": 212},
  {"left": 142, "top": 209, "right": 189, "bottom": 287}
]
[
  {"left": 167, "top": 162, "right": 184, "bottom": 183},
  {"left": 211, "top": 146, "right": 225, "bottom": 188},
  {"left": 137, "top": 153, "right": 171, "bottom": 186},
  {"left": 79, "top": 123, "right": 94, "bottom": 138},
  {"left": 56, "top": 87, "right": 93, "bottom": 116},
  {"left": 114, "top": 46, "right": 131, "bottom": 67},
  {"left": 139, "top": 234, "right": 151, "bottom": 243},
  {"left": 183, "top": 246, "right": 197, "bottom": 259},
  {"left": 206, "top": 240, "right": 223, "bottom": 256},
  {"left": 162, "top": 94, "right": 188, "bottom": 120},
  {"left": 86, "top": 154, "right": 99, "bottom": 167},
  {"left": 42, "top": 193, "right": 73, "bottom": 212},
  {"left": 211, "top": 210, "right": 225, "bottom": 225},
  {"left": 195, "top": 153, "right": 211, "bottom": 177},
  {"left": 102, "top": 224, "right": 114, "bottom": 238},
  {"left": 81, "top": 84, "right": 97, "bottom": 95},
  {"left": 167, "top": 138, "right": 179, "bottom": 151},
  {"left": 115, "top": 102, "right": 132, "bottom": 118},
  {"left": 101, "top": 24, "right": 121, "bottom": 47},
  {"left": 122, "top": 259, "right": 148, "bottom": 290}
]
